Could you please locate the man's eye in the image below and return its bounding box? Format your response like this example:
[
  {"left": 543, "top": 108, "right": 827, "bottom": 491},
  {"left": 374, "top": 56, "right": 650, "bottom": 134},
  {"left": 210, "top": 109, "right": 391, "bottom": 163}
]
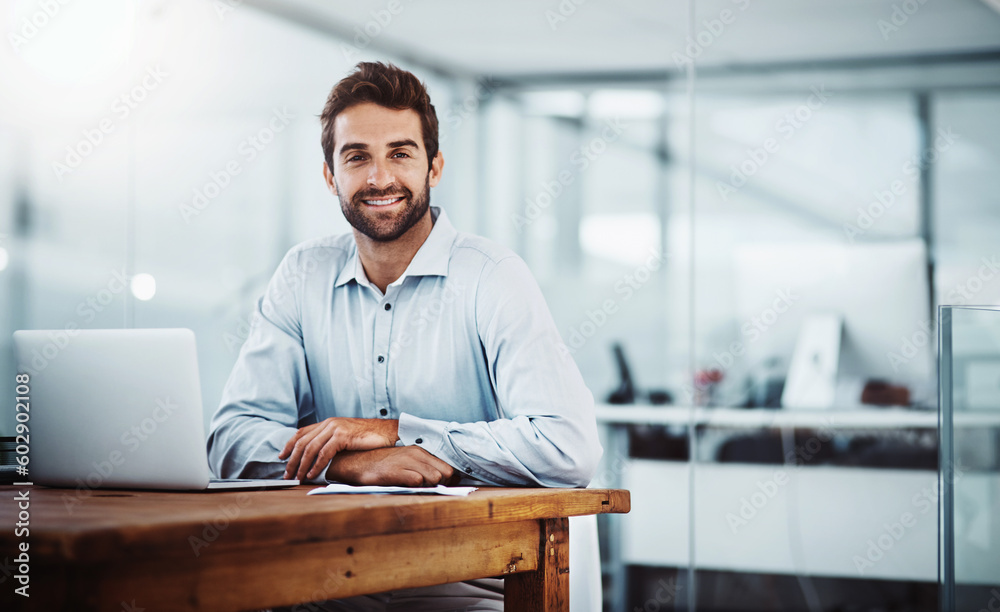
[
  {"left": 347, "top": 155, "right": 365, "bottom": 162},
  {"left": 392, "top": 152, "right": 410, "bottom": 158}
]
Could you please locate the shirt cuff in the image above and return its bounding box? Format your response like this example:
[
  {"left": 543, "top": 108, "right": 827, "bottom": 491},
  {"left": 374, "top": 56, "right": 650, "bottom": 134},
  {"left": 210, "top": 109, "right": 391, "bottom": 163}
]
[
  {"left": 398, "top": 413, "right": 490, "bottom": 482},
  {"left": 397, "top": 412, "right": 449, "bottom": 458}
]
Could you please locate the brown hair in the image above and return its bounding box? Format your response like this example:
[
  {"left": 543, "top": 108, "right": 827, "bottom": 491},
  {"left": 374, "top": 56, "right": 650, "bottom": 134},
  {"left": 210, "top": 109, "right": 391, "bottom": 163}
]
[{"left": 320, "top": 62, "right": 439, "bottom": 173}]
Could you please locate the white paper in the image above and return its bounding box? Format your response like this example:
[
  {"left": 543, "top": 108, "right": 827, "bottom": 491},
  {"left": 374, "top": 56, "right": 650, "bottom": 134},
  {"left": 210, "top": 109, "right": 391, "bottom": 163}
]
[{"left": 307, "top": 483, "right": 478, "bottom": 496}]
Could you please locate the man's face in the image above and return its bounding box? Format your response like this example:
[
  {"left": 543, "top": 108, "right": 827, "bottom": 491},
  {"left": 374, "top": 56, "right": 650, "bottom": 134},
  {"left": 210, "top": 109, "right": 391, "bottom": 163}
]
[{"left": 324, "top": 102, "right": 443, "bottom": 242}]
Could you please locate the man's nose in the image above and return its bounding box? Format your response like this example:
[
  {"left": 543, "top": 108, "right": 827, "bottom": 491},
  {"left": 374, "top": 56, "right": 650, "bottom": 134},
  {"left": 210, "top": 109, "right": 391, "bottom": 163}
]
[{"left": 367, "top": 158, "right": 394, "bottom": 189}]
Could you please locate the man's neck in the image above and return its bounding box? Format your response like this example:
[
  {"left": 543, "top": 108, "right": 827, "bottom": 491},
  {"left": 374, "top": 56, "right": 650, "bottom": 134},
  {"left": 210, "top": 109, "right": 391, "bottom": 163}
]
[{"left": 354, "top": 209, "right": 434, "bottom": 294}]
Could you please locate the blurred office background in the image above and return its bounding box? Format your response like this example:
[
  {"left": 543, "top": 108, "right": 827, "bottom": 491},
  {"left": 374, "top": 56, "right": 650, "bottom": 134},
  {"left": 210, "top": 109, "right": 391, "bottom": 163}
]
[{"left": 2, "top": 0, "right": 999, "bottom": 610}]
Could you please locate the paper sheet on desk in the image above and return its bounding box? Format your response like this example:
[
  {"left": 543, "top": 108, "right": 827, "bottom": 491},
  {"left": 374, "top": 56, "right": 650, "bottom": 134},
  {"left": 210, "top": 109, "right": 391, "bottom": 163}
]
[{"left": 308, "top": 484, "right": 478, "bottom": 496}]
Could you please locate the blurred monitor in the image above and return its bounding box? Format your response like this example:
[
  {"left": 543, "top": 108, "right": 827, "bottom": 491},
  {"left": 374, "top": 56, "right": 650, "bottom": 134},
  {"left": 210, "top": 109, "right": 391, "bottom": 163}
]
[{"left": 733, "top": 239, "right": 932, "bottom": 404}]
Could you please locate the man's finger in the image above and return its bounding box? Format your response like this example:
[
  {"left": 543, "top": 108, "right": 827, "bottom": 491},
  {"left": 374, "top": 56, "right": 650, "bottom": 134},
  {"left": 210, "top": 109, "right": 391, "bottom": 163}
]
[
  {"left": 278, "top": 430, "right": 301, "bottom": 460},
  {"left": 410, "top": 459, "right": 445, "bottom": 486},
  {"left": 307, "top": 430, "right": 348, "bottom": 480},
  {"left": 279, "top": 422, "right": 317, "bottom": 460},
  {"left": 284, "top": 425, "right": 326, "bottom": 478},
  {"left": 301, "top": 423, "right": 341, "bottom": 480},
  {"left": 419, "top": 453, "right": 456, "bottom": 485},
  {"left": 404, "top": 465, "right": 445, "bottom": 487},
  {"left": 292, "top": 421, "right": 334, "bottom": 480},
  {"left": 396, "top": 468, "right": 426, "bottom": 488},
  {"left": 433, "top": 458, "right": 455, "bottom": 482},
  {"left": 412, "top": 449, "right": 454, "bottom": 479}
]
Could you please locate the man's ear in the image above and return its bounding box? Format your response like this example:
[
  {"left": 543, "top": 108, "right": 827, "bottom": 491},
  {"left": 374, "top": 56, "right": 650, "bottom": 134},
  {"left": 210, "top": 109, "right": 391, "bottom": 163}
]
[
  {"left": 322, "top": 161, "right": 339, "bottom": 198},
  {"left": 428, "top": 151, "right": 444, "bottom": 188}
]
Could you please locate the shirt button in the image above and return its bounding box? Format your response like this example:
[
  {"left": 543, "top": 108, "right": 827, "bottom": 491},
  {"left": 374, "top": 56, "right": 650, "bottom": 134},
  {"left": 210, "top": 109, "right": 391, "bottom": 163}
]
[
  {"left": 377, "top": 355, "right": 385, "bottom": 363},
  {"left": 415, "top": 438, "right": 423, "bottom": 444},
  {"left": 380, "top": 408, "right": 388, "bottom": 416},
  {"left": 384, "top": 303, "right": 391, "bottom": 311}
]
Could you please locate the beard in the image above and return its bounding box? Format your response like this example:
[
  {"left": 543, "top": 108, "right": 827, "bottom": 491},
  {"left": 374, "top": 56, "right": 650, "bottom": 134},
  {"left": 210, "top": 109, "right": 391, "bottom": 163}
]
[{"left": 338, "top": 175, "right": 431, "bottom": 243}]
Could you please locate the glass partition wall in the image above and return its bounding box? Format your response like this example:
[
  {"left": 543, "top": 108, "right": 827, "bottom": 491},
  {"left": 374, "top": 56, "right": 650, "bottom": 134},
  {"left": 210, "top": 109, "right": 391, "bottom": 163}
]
[
  {"left": 3, "top": 1, "right": 1000, "bottom": 611},
  {"left": 684, "top": 2, "right": 1000, "bottom": 611},
  {"left": 939, "top": 306, "right": 1000, "bottom": 610}
]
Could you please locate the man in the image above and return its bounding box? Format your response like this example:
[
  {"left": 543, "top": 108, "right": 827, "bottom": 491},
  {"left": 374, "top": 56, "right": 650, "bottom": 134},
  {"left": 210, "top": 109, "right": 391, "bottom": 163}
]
[{"left": 207, "top": 61, "right": 601, "bottom": 611}]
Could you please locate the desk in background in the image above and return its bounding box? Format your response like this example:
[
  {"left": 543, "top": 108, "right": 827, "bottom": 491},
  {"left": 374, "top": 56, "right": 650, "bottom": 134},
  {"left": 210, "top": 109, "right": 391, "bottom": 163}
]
[{"left": 593, "top": 404, "right": 1000, "bottom": 611}]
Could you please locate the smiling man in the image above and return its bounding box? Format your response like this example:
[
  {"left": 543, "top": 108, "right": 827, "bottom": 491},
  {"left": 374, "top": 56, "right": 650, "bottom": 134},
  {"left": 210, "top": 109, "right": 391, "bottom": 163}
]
[{"left": 207, "top": 62, "right": 601, "bottom": 611}]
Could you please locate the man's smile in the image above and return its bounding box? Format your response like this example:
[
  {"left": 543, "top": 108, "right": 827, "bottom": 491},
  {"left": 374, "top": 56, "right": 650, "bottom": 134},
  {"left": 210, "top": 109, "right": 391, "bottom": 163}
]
[{"left": 363, "top": 196, "right": 405, "bottom": 207}]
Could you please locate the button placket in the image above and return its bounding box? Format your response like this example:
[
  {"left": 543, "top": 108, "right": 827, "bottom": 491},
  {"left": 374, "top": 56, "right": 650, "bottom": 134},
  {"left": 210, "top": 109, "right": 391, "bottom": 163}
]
[{"left": 372, "top": 289, "right": 395, "bottom": 418}]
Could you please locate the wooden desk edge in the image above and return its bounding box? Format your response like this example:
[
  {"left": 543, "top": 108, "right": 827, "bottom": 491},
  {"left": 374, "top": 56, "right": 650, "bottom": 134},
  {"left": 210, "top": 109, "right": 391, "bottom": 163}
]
[{"left": 0, "top": 486, "right": 630, "bottom": 564}]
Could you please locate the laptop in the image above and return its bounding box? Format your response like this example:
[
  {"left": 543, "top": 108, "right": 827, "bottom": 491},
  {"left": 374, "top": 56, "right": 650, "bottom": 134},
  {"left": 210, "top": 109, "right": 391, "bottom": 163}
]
[{"left": 12, "top": 328, "right": 298, "bottom": 491}]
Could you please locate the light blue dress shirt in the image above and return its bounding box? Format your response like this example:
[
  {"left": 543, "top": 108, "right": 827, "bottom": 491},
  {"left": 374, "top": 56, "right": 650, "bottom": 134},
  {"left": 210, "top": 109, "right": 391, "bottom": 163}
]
[{"left": 207, "top": 207, "right": 602, "bottom": 487}]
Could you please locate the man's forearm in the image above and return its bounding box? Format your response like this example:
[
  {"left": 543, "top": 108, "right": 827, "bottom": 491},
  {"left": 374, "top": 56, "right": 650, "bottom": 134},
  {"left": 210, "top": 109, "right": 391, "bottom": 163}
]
[
  {"left": 323, "top": 446, "right": 459, "bottom": 487},
  {"left": 207, "top": 413, "right": 298, "bottom": 480},
  {"left": 281, "top": 417, "right": 401, "bottom": 480}
]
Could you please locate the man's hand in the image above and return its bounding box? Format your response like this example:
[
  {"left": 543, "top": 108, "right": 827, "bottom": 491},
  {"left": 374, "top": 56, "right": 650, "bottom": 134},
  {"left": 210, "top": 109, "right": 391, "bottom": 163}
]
[
  {"left": 279, "top": 417, "right": 400, "bottom": 480},
  {"left": 325, "top": 446, "right": 459, "bottom": 487}
]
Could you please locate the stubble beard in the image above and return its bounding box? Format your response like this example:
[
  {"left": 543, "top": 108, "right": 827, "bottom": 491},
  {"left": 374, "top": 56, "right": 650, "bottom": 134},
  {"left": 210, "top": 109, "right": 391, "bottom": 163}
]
[{"left": 339, "top": 175, "right": 431, "bottom": 243}]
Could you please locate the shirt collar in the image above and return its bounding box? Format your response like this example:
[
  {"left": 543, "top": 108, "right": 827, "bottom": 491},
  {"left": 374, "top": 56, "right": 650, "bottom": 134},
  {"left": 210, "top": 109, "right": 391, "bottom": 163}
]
[{"left": 334, "top": 206, "right": 456, "bottom": 289}]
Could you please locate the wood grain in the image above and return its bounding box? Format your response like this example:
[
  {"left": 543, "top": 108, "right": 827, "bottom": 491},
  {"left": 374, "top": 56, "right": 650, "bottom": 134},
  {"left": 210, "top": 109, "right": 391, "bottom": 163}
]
[
  {"left": 77, "top": 521, "right": 538, "bottom": 611},
  {"left": 0, "top": 486, "right": 629, "bottom": 564},
  {"left": 505, "top": 518, "right": 570, "bottom": 611}
]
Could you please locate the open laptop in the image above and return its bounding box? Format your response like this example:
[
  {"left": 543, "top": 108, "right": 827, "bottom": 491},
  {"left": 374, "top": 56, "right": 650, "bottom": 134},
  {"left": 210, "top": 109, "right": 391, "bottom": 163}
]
[{"left": 12, "top": 328, "right": 298, "bottom": 491}]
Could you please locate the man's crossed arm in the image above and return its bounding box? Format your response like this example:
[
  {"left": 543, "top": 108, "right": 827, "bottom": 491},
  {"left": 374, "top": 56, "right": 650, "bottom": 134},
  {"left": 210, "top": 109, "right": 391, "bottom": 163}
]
[
  {"left": 320, "top": 447, "right": 458, "bottom": 487},
  {"left": 278, "top": 417, "right": 457, "bottom": 486}
]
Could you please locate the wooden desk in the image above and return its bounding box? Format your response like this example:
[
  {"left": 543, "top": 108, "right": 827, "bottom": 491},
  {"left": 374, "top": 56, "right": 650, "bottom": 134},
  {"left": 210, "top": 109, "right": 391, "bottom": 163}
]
[{"left": 0, "top": 485, "right": 629, "bottom": 611}]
